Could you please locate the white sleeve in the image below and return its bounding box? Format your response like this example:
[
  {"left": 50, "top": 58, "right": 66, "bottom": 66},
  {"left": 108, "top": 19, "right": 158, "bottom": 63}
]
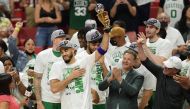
[
  {"left": 49, "top": 62, "right": 62, "bottom": 81},
  {"left": 176, "top": 32, "right": 185, "bottom": 46},
  {"left": 157, "top": 39, "right": 172, "bottom": 59},
  {"left": 141, "top": 66, "right": 157, "bottom": 91},
  {"left": 34, "top": 53, "right": 45, "bottom": 74}
]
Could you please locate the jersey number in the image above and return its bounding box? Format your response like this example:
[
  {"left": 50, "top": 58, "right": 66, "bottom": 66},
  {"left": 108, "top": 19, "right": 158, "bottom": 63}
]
[
  {"left": 171, "top": 10, "right": 177, "bottom": 18},
  {"left": 75, "top": 7, "right": 86, "bottom": 16}
]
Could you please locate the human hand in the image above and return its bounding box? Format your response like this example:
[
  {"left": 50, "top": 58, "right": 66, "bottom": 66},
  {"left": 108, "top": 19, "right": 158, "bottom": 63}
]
[
  {"left": 91, "top": 88, "right": 100, "bottom": 104},
  {"left": 112, "top": 67, "right": 122, "bottom": 82},
  {"left": 173, "top": 75, "right": 190, "bottom": 89},
  {"left": 137, "top": 32, "right": 147, "bottom": 46},
  {"left": 15, "top": 22, "right": 23, "bottom": 28},
  {"left": 70, "top": 68, "right": 85, "bottom": 79},
  {"left": 46, "top": 17, "right": 54, "bottom": 23},
  {"left": 27, "top": 69, "right": 35, "bottom": 77}
]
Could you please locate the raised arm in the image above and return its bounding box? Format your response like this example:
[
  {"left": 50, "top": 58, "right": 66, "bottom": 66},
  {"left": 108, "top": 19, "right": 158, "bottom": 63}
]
[{"left": 8, "top": 22, "right": 23, "bottom": 64}]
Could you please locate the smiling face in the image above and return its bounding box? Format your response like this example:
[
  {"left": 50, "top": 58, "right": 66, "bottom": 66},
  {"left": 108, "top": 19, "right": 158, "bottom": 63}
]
[{"left": 122, "top": 52, "right": 136, "bottom": 71}]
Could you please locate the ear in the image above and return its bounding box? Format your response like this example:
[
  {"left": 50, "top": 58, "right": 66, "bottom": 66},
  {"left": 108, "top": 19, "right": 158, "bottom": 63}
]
[
  {"left": 73, "top": 49, "right": 77, "bottom": 56},
  {"left": 156, "top": 28, "right": 160, "bottom": 34}
]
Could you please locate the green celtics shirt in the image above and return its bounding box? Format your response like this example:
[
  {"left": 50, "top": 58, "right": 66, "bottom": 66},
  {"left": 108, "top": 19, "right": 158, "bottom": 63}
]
[{"left": 69, "top": 0, "right": 91, "bottom": 29}]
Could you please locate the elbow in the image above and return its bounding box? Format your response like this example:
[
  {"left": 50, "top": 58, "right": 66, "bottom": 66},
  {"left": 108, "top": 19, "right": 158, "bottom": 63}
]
[{"left": 98, "top": 82, "right": 108, "bottom": 91}]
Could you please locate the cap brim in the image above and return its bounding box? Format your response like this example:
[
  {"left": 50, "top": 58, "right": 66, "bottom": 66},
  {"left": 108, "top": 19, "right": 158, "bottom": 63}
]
[{"left": 126, "top": 47, "right": 138, "bottom": 53}]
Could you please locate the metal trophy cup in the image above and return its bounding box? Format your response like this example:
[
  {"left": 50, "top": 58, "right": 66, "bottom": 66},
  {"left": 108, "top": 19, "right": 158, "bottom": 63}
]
[{"left": 95, "top": 3, "right": 110, "bottom": 31}]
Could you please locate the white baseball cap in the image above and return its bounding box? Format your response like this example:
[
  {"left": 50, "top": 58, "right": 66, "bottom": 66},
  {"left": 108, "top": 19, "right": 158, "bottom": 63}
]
[
  {"left": 163, "top": 56, "right": 182, "bottom": 70},
  {"left": 85, "top": 19, "right": 97, "bottom": 29}
]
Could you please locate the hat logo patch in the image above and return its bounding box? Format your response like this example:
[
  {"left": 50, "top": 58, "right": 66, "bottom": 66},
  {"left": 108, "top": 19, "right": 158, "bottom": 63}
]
[{"left": 91, "top": 31, "right": 99, "bottom": 40}]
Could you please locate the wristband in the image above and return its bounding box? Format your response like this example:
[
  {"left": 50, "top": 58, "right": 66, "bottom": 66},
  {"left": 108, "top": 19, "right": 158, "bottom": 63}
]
[
  {"left": 97, "top": 47, "right": 107, "bottom": 55},
  {"left": 15, "top": 27, "right": 20, "bottom": 32}
]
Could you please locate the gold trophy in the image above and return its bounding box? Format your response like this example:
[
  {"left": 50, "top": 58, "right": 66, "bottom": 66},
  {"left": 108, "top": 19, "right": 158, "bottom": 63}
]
[{"left": 95, "top": 3, "right": 111, "bottom": 31}]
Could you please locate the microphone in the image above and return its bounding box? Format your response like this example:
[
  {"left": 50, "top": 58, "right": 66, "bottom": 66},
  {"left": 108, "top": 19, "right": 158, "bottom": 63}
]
[{"left": 24, "top": 85, "right": 33, "bottom": 99}]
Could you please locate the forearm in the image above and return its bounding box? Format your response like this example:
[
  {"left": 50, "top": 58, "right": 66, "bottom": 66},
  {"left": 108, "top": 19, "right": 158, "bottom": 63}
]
[
  {"left": 98, "top": 78, "right": 110, "bottom": 91},
  {"left": 99, "top": 62, "right": 108, "bottom": 78},
  {"left": 126, "top": 3, "right": 136, "bottom": 16},
  {"left": 139, "top": 90, "right": 153, "bottom": 109},
  {"left": 16, "top": 81, "right": 27, "bottom": 96},
  {"left": 110, "top": 3, "right": 117, "bottom": 18},
  {"left": 34, "top": 77, "right": 42, "bottom": 101},
  {"left": 142, "top": 44, "right": 165, "bottom": 66},
  {"left": 50, "top": 76, "right": 73, "bottom": 93},
  {"left": 60, "top": 0, "right": 70, "bottom": 10}
]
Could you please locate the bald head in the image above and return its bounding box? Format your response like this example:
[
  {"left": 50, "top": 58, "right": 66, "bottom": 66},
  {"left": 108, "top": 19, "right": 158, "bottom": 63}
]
[{"left": 157, "top": 12, "right": 170, "bottom": 28}]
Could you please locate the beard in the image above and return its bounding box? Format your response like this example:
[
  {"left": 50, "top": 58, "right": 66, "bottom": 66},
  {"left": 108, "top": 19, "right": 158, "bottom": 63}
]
[{"left": 63, "top": 53, "right": 73, "bottom": 63}]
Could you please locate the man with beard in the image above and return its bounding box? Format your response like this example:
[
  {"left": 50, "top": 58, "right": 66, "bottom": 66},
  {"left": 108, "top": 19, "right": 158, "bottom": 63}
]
[
  {"left": 105, "top": 26, "right": 130, "bottom": 67},
  {"left": 75, "top": 29, "right": 109, "bottom": 109},
  {"left": 157, "top": 12, "right": 185, "bottom": 48},
  {"left": 34, "top": 29, "right": 66, "bottom": 109},
  {"left": 139, "top": 18, "right": 172, "bottom": 66},
  {"left": 49, "top": 29, "right": 110, "bottom": 109}
]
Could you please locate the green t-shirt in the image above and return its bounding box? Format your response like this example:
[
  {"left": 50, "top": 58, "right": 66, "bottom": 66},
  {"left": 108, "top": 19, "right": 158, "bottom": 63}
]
[{"left": 69, "top": 0, "right": 91, "bottom": 29}]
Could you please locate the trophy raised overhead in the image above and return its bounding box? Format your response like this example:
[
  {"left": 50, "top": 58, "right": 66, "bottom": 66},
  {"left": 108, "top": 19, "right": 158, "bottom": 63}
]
[{"left": 95, "top": 3, "right": 111, "bottom": 32}]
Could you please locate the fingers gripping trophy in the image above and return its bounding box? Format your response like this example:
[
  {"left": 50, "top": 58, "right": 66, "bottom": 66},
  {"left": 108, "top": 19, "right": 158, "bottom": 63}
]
[{"left": 95, "top": 3, "right": 111, "bottom": 32}]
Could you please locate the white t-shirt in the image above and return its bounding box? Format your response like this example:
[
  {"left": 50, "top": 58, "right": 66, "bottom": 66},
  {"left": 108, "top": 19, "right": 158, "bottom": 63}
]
[
  {"left": 146, "top": 38, "right": 172, "bottom": 59},
  {"left": 49, "top": 52, "right": 96, "bottom": 109},
  {"left": 76, "top": 50, "right": 107, "bottom": 104},
  {"left": 166, "top": 26, "right": 185, "bottom": 48},
  {"left": 34, "top": 48, "right": 63, "bottom": 103},
  {"left": 163, "top": 0, "right": 184, "bottom": 27},
  {"left": 106, "top": 42, "right": 131, "bottom": 67},
  {"left": 180, "top": 59, "right": 190, "bottom": 76},
  {"left": 134, "top": 64, "right": 157, "bottom": 105}
]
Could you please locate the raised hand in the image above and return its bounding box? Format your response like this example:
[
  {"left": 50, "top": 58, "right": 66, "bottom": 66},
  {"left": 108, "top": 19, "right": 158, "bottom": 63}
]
[
  {"left": 15, "top": 22, "right": 24, "bottom": 28},
  {"left": 112, "top": 67, "right": 122, "bottom": 82},
  {"left": 137, "top": 32, "right": 147, "bottom": 45}
]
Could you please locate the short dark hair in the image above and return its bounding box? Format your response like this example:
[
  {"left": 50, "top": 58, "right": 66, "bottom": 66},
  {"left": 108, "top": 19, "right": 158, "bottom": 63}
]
[
  {"left": 113, "top": 20, "right": 126, "bottom": 29},
  {"left": 123, "top": 49, "right": 138, "bottom": 60},
  {"left": 0, "top": 73, "right": 12, "bottom": 95},
  {"left": 0, "top": 39, "right": 7, "bottom": 52},
  {"left": 0, "top": 56, "right": 15, "bottom": 67}
]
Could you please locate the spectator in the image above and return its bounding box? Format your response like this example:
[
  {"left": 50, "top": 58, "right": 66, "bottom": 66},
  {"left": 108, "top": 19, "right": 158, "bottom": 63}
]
[
  {"left": 137, "top": 34, "right": 190, "bottom": 109},
  {"left": 70, "top": 19, "right": 96, "bottom": 50},
  {"left": 175, "top": 5, "right": 190, "bottom": 42},
  {"left": 34, "top": 0, "right": 62, "bottom": 49},
  {"left": 0, "top": 39, "right": 8, "bottom": 58},
  {"left": 139, "top": 18, "right": 172, "bottom": 66},
  {"left": 67, "top": 0, "right": 97, "bottom": 36},
  {"left": 0, "top": 73, "right": 26, "bottom": 109},
  {"left": 157, "top": 12, "right": 185, "bottom": 48},
  {"left": 99, "top": 49, "right": 144, "bottom": 109},
  {"left": 112, "top": 20, "right": 130, "bottom": 42},
  {"left": 34, "top": 29, "right": 66, "bottom": 109},
  {"left": 0, "top": 56, "right": 29, "bottom": 108},
  {"left": 110, "top": 0, "right": 138, "bottom": 42},
  {"left": 105, "top": 26, "right": 130, "bottom": 67},
  {"left": 159, "top": 0, "right": 190, "bottom": 27},
  {"left": 8, "top": 22, "right": 36, "bottom": 72}
]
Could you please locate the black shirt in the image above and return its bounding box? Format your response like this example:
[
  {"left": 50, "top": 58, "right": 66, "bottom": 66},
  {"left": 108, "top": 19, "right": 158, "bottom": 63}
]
[{"left": 142, "top": 58, "right": 190, "bottom": 109}]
